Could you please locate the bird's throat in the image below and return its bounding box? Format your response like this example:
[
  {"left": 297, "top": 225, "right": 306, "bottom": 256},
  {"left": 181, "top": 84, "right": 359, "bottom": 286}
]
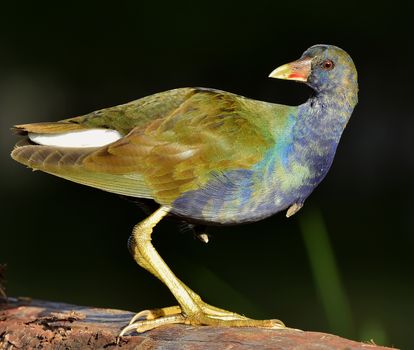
[{"left": 305, "top": 88, "right": 357, "bottom": 137}]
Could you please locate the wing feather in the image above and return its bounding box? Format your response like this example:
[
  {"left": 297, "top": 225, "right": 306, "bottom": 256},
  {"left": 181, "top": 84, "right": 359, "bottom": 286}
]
[
  {"left": 11, "top": 144, "right": 153, "bottom": 198},
  {"left": 12, "top": 88, "right": 286, "bottom": 205},
  {"left": 81, "top": 89, "right": 276, "bottom": 204}
]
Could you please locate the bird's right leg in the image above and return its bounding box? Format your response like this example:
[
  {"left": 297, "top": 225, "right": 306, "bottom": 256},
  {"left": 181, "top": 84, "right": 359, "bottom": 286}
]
[{"left": 120, "top": 206, "right": 284, "bottom": 337}]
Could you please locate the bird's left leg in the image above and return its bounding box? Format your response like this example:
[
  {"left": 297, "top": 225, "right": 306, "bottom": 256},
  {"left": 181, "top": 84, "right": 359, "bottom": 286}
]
[{"left": 120, "top": 206, "right": 284, "bottom": 336}]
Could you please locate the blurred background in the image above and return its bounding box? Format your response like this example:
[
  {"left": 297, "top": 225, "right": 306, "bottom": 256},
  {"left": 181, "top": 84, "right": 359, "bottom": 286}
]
[{"left": 1, "top": 1, "right": 413, "bottom": 348}]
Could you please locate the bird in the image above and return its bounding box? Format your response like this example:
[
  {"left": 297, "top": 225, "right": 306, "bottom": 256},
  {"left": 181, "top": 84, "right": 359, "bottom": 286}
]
[{"left": 11, "top": 44, "right": 358, "bottom": 335}]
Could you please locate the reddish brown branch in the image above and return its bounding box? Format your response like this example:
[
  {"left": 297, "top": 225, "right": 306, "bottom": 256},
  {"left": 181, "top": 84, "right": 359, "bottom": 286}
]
[{"left": 0, "top": 298, "right": 395, "bottom": 349}]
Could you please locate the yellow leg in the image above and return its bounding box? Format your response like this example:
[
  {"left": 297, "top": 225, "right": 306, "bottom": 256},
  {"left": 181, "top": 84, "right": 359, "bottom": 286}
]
[{"left": 120, "top": 206, "right": 285, "bottom": 337}]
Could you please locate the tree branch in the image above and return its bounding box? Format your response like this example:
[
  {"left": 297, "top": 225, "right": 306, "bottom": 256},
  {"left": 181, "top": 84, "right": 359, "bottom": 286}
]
[{"left": 0, "top": 297, "right": 395, "bottom": 349}]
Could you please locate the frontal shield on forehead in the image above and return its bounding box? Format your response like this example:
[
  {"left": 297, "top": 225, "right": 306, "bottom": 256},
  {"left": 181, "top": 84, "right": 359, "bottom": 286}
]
[{"left": 302, "top": 45, "right": 329, "bottom": 59}]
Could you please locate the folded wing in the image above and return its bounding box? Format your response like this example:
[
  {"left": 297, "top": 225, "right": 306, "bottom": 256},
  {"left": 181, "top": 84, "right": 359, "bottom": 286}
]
[{"left": 12, "top": 88, "right": 278, "bottom": 205}]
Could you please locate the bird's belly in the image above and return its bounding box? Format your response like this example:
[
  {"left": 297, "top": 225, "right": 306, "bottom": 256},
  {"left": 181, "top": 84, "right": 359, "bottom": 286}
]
[{"left": 170, "top": 168, "right": 311, "bottom": 225}]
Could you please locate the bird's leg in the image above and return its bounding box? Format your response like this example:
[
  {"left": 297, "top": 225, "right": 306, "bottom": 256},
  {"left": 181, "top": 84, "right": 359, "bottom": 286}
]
[{"left": 120, "top": 206, "right": 285, "bottom": 336}]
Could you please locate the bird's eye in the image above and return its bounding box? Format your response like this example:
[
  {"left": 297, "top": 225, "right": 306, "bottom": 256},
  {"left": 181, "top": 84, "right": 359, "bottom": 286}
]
[{"left": 321, "top": 59, "right": 334, "bottom": 70}]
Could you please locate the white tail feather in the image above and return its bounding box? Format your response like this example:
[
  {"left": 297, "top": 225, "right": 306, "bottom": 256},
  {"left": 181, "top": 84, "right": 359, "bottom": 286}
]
[{"left": 28, "top": 129, "right": 122, "bottom": 148}]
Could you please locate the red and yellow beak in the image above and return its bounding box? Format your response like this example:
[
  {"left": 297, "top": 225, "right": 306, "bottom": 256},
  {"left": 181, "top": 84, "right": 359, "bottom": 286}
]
[{"left": 268, "top": 57, "right": 312, "bottom": 82}]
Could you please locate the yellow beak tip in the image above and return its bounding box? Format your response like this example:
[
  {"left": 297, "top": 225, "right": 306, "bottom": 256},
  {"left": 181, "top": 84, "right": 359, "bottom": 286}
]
[{"left": 268, "top": 66, "right": 287, "bottom": 79}]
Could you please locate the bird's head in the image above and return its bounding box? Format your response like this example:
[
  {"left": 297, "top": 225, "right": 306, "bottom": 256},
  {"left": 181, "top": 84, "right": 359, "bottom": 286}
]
[{"left": 269, "top": 44, "right": 358, "bottom": 96}]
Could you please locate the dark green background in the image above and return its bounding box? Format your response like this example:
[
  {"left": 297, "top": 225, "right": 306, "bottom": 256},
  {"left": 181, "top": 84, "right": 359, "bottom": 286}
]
[{"left": 1, "top": 1, "right": 412, "bottom": 348}]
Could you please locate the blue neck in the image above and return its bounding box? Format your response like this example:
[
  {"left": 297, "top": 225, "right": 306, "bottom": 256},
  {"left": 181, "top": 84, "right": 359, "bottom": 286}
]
[
  {"left": 289, "top": 89, "right": 356, "bottom": 193},
  {"left": 297, "top": 89, "right": 356, "bottom": 151}
]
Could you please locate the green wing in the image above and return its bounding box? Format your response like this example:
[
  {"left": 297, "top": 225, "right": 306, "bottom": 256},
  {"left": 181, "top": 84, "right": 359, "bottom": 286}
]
[{"left": 12, "top": 88, "right": 292, "bottom": 205}]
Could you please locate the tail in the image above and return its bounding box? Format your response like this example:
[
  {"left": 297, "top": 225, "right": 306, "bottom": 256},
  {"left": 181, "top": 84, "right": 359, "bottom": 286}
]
[
  {"left": 11, "top": 121, "right": 101, "bottom": 171},
  {"left": 12, "top": 121, "right": 86, "bottom": 135},
  {"left": 11, "top": 123, "right": 153, "bottom": 199},
  {"left": 11, "top": 140, "right": 92, "bottom": 171}
]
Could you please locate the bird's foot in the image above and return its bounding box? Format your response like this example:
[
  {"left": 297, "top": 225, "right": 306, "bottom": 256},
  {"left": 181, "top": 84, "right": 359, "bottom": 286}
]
[{"left": 118, "top": 302, "right": 285, "bottom": 339}]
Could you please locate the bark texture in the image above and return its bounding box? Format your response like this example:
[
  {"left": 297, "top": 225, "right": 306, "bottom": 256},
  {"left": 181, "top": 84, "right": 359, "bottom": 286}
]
[{"left": 0, "top": 297, "right": 395, "bottom": 350}]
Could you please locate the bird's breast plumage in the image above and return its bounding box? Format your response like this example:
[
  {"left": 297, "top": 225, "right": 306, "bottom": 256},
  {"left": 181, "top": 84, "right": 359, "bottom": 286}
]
[{"left": 168, "top": 114, "right": 304, "bottom": 224}]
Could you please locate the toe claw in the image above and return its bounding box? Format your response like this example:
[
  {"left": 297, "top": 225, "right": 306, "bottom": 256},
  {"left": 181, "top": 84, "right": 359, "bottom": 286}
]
[
  {"left": 127, "top": 305, "right": 182, "bottom": 326},
  {"left": 118, "top": 322, "right": 140, "bottom": 339},
  {"left": 118, "top": 314, "right": 186, "bottom": 340},
  {"left": 269, "top": 319, "right": 285, "bottom": 329},
  {"left": 128, "top": 310, "right": 153, "bottom": 325}
]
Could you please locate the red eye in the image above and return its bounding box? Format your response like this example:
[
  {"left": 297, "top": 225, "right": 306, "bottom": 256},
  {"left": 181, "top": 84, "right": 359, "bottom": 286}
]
[{"left": 321, "top": 59, "right": 334, "bottom": 70}]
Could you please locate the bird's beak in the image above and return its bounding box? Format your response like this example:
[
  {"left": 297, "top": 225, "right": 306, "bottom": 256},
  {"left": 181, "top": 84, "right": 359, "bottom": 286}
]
[{"left": 268, "top": 57, "right": 312, "bottom": 82}]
